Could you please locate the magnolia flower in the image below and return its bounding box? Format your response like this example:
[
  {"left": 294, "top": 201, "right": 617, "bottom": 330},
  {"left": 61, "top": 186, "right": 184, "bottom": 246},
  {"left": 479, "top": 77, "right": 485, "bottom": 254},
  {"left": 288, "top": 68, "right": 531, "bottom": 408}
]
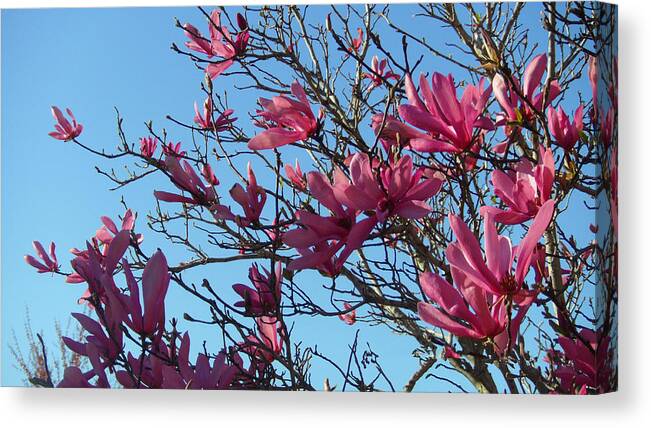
[
  {"left": 139, "top": 136, "right": 157, "bottom": 158},
  {"left": 132, "top": 333, "right": 239, "bottom": 390},
  {"left": 48, "top": 106, "right": 83, "bottom": 141},
  {"left": 492, "top": 54, "right": 561, "bottom": 125},
  {"left": 371, "top": 113, "right": 428, "bottom": 153},
  {"left": 193, "top": 97, "right": 235, "bottom": 131},
  {"left": 162, "top": 141, "right": 186, "bottom": 157},
  {"left": 284, "top": 153, "right": 442, "bottom": 275},
  {"left": 69, "top": 229, "right": 131, "bottom": 304},
  {"left": 179, "top": 352, "right": 238, "bottom": 390},
  {"left": 183, "top": 9, "right": 249, "bottom": 79},
  {"left": 349, "top": 28, "right": 363, "bottom": 54},
  {"left": 233, "top": 263, "right": 283, "bottom": 316},
  {"left": 283, "top": 170, "right": 377, "bottom": 276},
  {"left": 483, "top": 146, "right": 555, "bottom": 224},
  {"left": 600, "top": 106, "right": 615, "bottom": 148},
  {"left": 154, "top": 155, "right": 217, "bottom": 206},
  {"left": 201, "top": 163, "right": 219, "bottom": 186},
  {"left": 65, "top": 211, "right": 141, "bottom": 285},
  {"left": 363, "top": 56, "right": 400, "bottom": 89},
  {"left": 120, "top": 251, "right": 170, "bottom": 337},
  {"left": 338, "top": 302, "right": 356, "bottom": 325},
  {"left": 547, "top": 104, "right": 584, "bottom": 150},
  {"left": 548, "top": 329, "right": 613, "bottom": 394},
  {"left": 447, "top": 200, "right": 555, "bottom": 301},
  {"left": 333, "top": 153, "right": 443, "bottom": 221},
  {"left": 212, "top": 163, "right": 266, "bottom": 226},
  {"left": 398, "top": 73, "right": 493, "bottom": 153},
  {"left": 95, "top": 209, "right": 143, "bottom": 246},
  {"left": 417, "top": 269, "right": 535, "bottom": 354},
  {"left": 58, "top": 343, "right": 110, "bottom": 388},
  {"left": 588, "top": 55, "right": 599, "bottom": 122},
  {"left": 242, "top": 316, "right": 283, "bottom": 363},
  {"left": 63, "top": 311, "right": 124, "bottom": 364},
  {"left": 284, "top": 160, "right": 307, "bottom": 191},
  {"left": 24, "top": 241, "right": 58, "bottom": 273},
  {"left": 248, "top": 81, "right": 318, "bottom": 150}
]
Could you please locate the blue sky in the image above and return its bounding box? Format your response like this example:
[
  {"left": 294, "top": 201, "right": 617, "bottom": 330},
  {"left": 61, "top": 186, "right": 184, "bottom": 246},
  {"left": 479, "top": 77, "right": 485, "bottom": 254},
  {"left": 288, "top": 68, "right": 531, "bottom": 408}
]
[{"left": 1, "top": 4, "right": 595, "bottom": 390}]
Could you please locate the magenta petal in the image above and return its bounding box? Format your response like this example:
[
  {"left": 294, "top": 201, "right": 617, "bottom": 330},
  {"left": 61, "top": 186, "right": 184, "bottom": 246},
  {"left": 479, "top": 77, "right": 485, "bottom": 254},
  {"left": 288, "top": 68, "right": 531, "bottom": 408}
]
[
  {"left": 515, "top": 199, "right": 555, "bottom": 284},
  {"left": 154, "top": 191, "right": 196, "bottom": 204},
  {"left": 523, "top": 54, "right": 547, "bottom": 99},
  {"left": 142, "top": 250, "right": 170, "bottom": 334},
  {"left": 409, "top": 137, "right": 459, "bottom": 153},
  {"left": 206, "top": 59, "right": 234, "bottom": 79},
  {"left": 417, "top": 302, "right": 480, "bottom": 338},
  {"left": 248, "top": 128, "right": 300, "bottom": 150},
  {"left": 104, "top": 230, "right": 131, "bottom": 274}
]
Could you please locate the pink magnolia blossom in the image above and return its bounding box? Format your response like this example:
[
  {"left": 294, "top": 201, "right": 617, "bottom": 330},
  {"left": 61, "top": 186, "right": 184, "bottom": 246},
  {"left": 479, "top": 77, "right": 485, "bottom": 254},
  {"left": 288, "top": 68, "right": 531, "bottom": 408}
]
[
  {"left": 120, "top": 251, "right": 170, "bottom": 337},
  {"left": 193, "top": 97, "right": 235, "bottom": 131},
  {"left": 154, "top": 155, "right": 218, "bottom": 206},
  {"left": 48, "top": 106, "right": 83, "bottom": 141},
  {"left": 417, "top": 269, "right": 535, "bottom": 354},
  {"left": 162, "top": 141, "right": 186, "bottom": 157},
  {"left": 588, "top": 55, "right": 599, "bottom": 122},
  {"left": 65, "top": 210, "right": 141, "bottom": 285},
  {"left": 483, "top": 146, "right": 555, "bottom": 224},
  {"left": 283, "top": 170, "right": 377, "bottom": 276},
  {"left": 63, "top": 311, "right": 124, "bottom": 364},
  {"left": 24, "top": 241, "right": 58, "bottom": 273},
  {"left": 95, "top": 209, "right": 143, "bottom": 247},
  {"left": 263, "top": 217, "right": 285, "bottom": 243},
  {"left": 212, "top": 163, "right": 266, "bottom": 226},
  {"left": 284, "top": 160, "right": 307, "bottom": 191},
  {"left": 548, "top": 329, "right": 613, "bottom": 394},
  {"left": 398, "top": 73, "right": 493, "bottom": 153},
  {"left": 547, "top": 104, "right": 584, "bottom": 150},
  {"left": 116, "top": 333, "right": 191, "bottom": 389},
  {"left": 248, "top": 81, "right": 318, "bottom": 150},
  {"left": 201, "top": 163, "right": 219, "bottom": 186},
  {"left": 332, "top": 152, "right": 443, "bottom": 222},
  {"left": 115, "top": 343, "right": 169, "bottom": 389},
  {"left": 68, "top": 229, "right": 131, "bottom": 304},
  {"left": 243, "top": 316, "right": 283, "bottom": 363},
  {"left": 58, "top": 343, "right": 110, "bottom": 388},
  {"left": 447, "top": 199, "right": 555, "bottom": 301},
  {"left": 492, "top": 54, "right": 561, "bottom": 126},
  {"left": 233, "top": 262, "right": 283, "bottom": 316},
  {"left": 349, "top": 28, "right": 363, "bottom": 54},
  {"left": 363, "top": 56, "right": 400, "bottom": 89},
  {"left": 178, "top": 352, "right": 238, "bottom": 389},
  {"left": 183, "top": 9, "right": 249, "bottom": 79},
  {"left": 338, "top": 302, "right": 356, "bottom": 325},
  {"left": 139, "top": 136, "right": 158, "bottom": 158},
  {"left": 58, "top": 367, "right": 104, "bottom": 388},
  {"left": 284, "top": 153, "right": 441, "bottom": 275},
  {"left": 127, "top": 332, "right": 239, "bottom": 390},
  {"left": 371, "top": 113, "right": 429, "bottom": 153}
]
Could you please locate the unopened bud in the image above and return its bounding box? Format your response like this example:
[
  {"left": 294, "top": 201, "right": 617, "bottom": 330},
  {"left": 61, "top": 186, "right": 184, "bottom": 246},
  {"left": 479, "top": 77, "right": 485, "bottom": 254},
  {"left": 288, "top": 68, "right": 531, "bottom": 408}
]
[
  {"left": 325, "top": 14, "right": 332, "bottom": 32},
  {"left": 204, "top": 73, "right": 213, "bottom": 92},
  {"left": 237, "top": 13, "right": 248, "bottom": 31}
]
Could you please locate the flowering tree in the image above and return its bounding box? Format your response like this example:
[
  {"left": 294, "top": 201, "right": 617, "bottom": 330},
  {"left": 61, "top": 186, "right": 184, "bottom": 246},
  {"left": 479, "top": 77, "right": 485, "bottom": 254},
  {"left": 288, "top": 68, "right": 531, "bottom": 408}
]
[{"left": 24, "top": 2, "right": 617, "bottom": 393}]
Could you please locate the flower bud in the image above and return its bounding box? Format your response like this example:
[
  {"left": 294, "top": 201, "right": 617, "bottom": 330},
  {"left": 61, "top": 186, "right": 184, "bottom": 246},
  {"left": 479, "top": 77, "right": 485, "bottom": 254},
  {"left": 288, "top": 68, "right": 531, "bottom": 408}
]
[
  {"left": 237, "top": 13, "right": 248, "bottom": 31},
  {"left": 325, "top": 14, "right": 332, "bottom": 32}
]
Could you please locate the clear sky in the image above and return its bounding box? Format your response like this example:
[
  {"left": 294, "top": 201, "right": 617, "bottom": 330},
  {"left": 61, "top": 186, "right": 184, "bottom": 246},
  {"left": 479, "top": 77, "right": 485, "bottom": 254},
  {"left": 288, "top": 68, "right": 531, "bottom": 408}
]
[{"left": 1, "top": 4, "right": 594, "bottom": 390}]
